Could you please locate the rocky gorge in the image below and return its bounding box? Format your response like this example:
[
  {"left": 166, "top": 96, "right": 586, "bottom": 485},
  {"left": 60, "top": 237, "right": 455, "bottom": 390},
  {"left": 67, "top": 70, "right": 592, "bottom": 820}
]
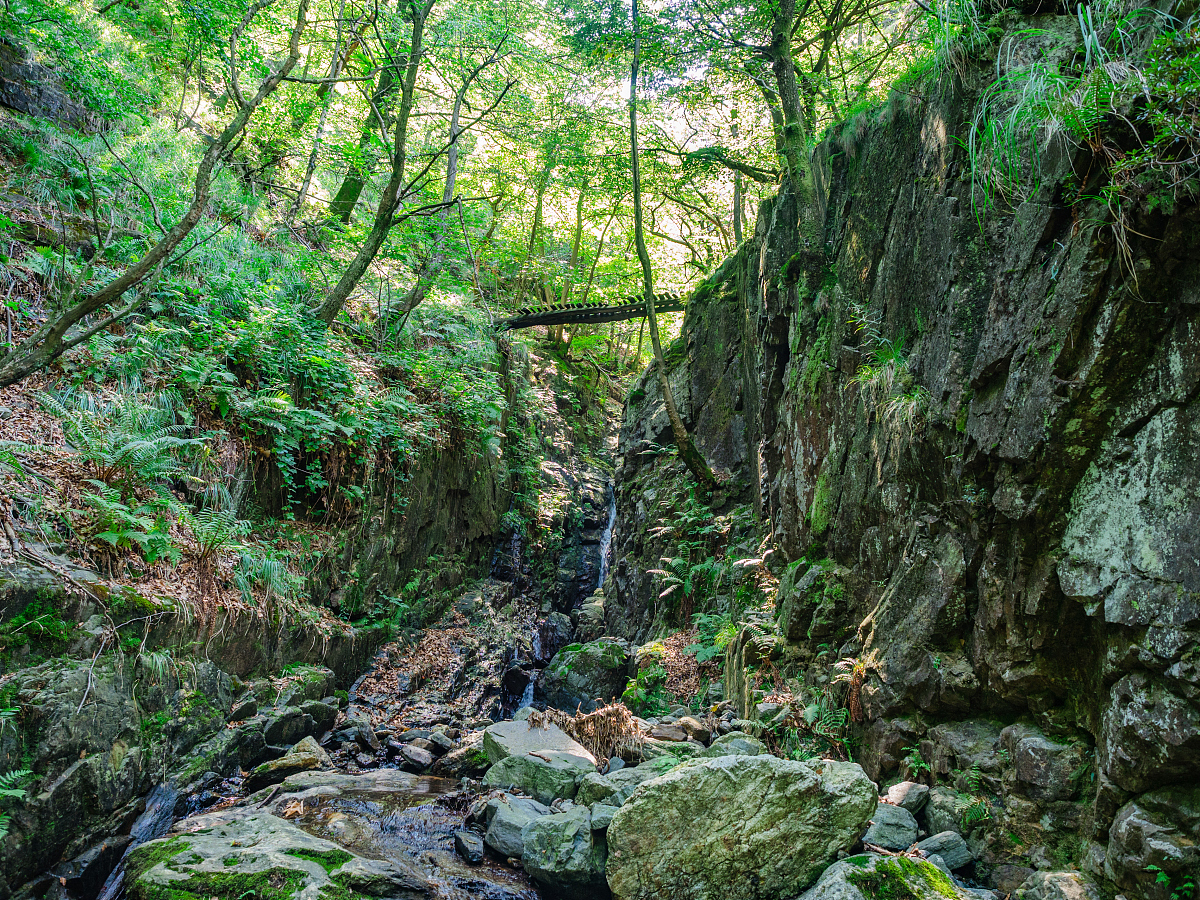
[{"left": 0, "top": 6, "right": 1196, "bottom": 900}]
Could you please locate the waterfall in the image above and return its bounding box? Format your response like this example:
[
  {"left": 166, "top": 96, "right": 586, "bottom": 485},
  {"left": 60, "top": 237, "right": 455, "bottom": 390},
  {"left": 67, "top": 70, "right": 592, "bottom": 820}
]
[
  {"left": 518, "top": 671, "right": 537, "bottom": 709},
  {"left": 596, "top": 487, "right": 617, "bottom": 590}
]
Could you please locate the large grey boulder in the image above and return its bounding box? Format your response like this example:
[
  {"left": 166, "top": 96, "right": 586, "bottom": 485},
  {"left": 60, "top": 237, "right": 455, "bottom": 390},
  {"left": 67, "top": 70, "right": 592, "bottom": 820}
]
[
  {"left": 1104, "top": 784, "right": 1200, "bottom": 896},
  {"left": 521, "top": 807, "right": 608, "bottom": 897},
  {"left": 862, "top": 802, "right": 918, "bottom": 850},
  {"left": 483, "top": 795, "right": 551, "bottom": 859},
  {"left": 482, "top": 719, "right": 596, "bottom": 766},
  {"left": 796, "top": 853, "right": 978, "bottom": 900},
  {"left": 124, "top": 809, "right": 429, "bottom": 900},
  {"left": 605, "top": 755, "right": 876, "bottom": 900},
  {"left": 482, "top": 750, "right": 597, "bottom": 805},
  {"left": 540, "top": 638, "right": 634, "bottom": 713}
]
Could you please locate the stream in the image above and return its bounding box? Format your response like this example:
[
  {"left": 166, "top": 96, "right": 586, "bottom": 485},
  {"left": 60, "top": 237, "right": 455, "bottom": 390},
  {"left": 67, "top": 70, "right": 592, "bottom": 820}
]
[{"left": 92, "top": 481, "right": 622, "bottom": 900}]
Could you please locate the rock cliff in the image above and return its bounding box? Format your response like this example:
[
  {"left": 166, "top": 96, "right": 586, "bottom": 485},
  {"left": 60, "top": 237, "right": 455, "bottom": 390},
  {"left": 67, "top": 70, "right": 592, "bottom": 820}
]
[{"left": 610, "top": 16, "right": 1199, "bottom": 897}]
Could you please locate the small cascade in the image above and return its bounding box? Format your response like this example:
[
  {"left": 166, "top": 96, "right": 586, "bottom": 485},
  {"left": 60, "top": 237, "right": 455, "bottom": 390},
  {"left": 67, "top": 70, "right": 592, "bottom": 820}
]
[
  {"left": 596, "top": 486, "right": 618, "bottom": 590},
  {"left": 518, "top": 671, "right": 537, "bottom": 708}
]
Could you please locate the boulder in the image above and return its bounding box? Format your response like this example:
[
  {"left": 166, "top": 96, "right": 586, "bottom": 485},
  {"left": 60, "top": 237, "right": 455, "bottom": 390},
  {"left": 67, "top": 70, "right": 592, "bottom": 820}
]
[
  {"left": 918, "top": 831, "right": 973, "bottom": 870},
  {"left": 577, "top": 772, "right": 619, "bottom": 806},
  {"left": 1010, "top": 871, "right": 1103, "bottom": 900},
  {"left": 540, "top": 639, "right": 633, "bottom": 713},
  {"left": 699, "top": 731, "right": 768, "bottom": 758},
  {"left": 124, "top": 809, "right": 429, "bottom": 900},
  {"left": 648, "top": 723, "right": 688, "bottom": 742},
  {"left": 886, "top": 781, "right": 930, "bottom": 813},
  {"left": 299, "top": 699, "right": 339, "bottom": 732},
  {"left": 521, "top": 807, "right": 608, "bottom": 897},
  {"left": 243, "top": 736, "right": 332, "bottom": 793},
  {"left": 482, "top": 719, "right": 597, "bottom": 766},
  {"left": 862, "top": 802, "right": 919, "bottom": 850},
  {"left": 263, "top": 708, "right": 317, "bottom": 746},
  {"left": 1000, "top": 724, "right": 1089, "bottom": 801},
  {"left": 399, "top": 745, "right": 435, "bottom": 772},
  {"left": 431, "top": 743, "right": 491, "bottom": 779},
  {"left": 1104, "top": 783, "right": 1200, "bottom": 895},
  {"left": 796, "top": 853, "right": 978, "bottom": 900},
  {"left": 343, "top": 713, "right": 382, "bottom": 752},
  {"left": 590, "top": 803, "right": 619, "bottom": 830},
  {"left": 921, "top": 787, "right": 971, "bottom": 836},
  {"left": 454, "top": 831, "right": 484, "bottom": 865},
  {"left": 605, "top": 755, "right": 876, "bottom": 900},
  {"left": 483, "top": 795, "right": 550, "bottom": 859},
  {"left": 482, "top": 750, "right": 596, "bottom": 805}
]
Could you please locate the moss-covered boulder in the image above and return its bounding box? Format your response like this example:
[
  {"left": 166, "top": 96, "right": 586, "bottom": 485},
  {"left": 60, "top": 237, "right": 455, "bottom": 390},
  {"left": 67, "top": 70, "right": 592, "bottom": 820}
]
[
  {"left": 605, "top": 755, "right": 876, "bottom": 900},
  {"left": 125, "top": 809, "right": 430, "bottom": 900},
  {"left": 796, "top": 854, "right": 977, "bottom": 900},
  {"left": 539, "top": 638, "right": 634, "bottom": 713}
]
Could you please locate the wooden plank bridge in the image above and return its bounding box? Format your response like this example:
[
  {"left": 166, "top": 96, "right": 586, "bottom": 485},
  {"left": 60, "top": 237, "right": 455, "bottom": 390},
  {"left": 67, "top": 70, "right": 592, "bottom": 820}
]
[{"left": 496, "top": 293, "right": 686, "bottom": 331}]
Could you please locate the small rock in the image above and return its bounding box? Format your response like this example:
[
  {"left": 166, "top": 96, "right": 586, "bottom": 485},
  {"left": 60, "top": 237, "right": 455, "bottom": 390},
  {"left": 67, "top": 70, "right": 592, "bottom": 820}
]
[
  {"left": 918, "top": 831, "right": 973, "bottom": 870},
  {"left": 427, "top": 731, "right": 455, "bottom": 753},
  {"left": 300, "top": 699, "right": 338, "bottom": 732},
  {"left": 590, "top": 803, "right": 619, "bottom": 830},
  {"left": 355, "top": 752, "right": 376, "bottom": 768},
  {"left": 345, "top": 713, "right": 382, "bottom": 751},
  {"left": 397, "top": 728, "right": 434, "bottom": 743},
  {"left": 454, "top": 830, "right": 485, "bottom": 864},
  {"left": 399, "top": 745, "right": 434, "bottom": 771},
  {"left": 699, "top": 731, "right": 768, "bottom": 758},
  {"left": 648, "top": 724, "right": 688, "bottom": 742},
  {"left": 228, "top": 697, "right": 258, "bottom": 721},
  {"left": 603, "top": 757, "right": 625, "bottom": 774},
  {"left": 407, "top": 737, "right": 438, "bottom": 754},
  {"left": 676, "top": 716, "right": 712, "bottom": 744},
  {"left": 886, "top": 781, "right": 931, "bottom": 813}
]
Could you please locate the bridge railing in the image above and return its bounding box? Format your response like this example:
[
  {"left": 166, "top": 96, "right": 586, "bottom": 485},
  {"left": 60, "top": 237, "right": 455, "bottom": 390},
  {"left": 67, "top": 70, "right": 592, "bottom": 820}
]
[{"left": 496, "top": 292, "right": 686, "bottom": 331}]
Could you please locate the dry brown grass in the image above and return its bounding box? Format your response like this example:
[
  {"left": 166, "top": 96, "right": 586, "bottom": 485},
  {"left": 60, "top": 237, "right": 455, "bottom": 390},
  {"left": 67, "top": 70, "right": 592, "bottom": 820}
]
[{"left": 528, "top": 701, "right": 645, "bottom": 764}]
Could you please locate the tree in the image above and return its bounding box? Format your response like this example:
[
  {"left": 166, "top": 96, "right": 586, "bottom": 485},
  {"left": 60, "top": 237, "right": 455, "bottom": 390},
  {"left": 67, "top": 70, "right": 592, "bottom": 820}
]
[
  {"left": 629, "top": 0, "right": 716, "bottom": 489},
  {"left": 0, "top": 0, "right": 312, "bottom": 387}
]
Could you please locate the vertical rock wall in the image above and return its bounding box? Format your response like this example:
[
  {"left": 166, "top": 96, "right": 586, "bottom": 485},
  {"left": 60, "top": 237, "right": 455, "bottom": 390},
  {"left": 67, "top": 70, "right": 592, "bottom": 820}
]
[{"left": 611, "top": 16, "right": 1199, "bottom": 896}]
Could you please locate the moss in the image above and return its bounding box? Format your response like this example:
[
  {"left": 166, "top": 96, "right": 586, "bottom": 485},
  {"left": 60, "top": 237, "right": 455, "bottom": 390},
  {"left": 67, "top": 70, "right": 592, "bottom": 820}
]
[
  {"left": 129, "top": 867, "right": 309, "bottom": 900},
  {"left": 808, "top": 468, "right": 834, "bottom": 537},
  {"left": 125, "top": 837, "right": 193, "bottom": 884},
  {"left": 846, "top": 857, "right": 961, "bottom": 900},
  {"left": 955, "top": 389, "right": 973, "bottom": 433},
  {"left": 283, "top": 848, "right": 352, "bottom": 874},
  {"left": 799, "top": 315, "right": 833, "bottom": 400},
  {"left": 782, "top": 251, "right": 807, "bottom": 284}
]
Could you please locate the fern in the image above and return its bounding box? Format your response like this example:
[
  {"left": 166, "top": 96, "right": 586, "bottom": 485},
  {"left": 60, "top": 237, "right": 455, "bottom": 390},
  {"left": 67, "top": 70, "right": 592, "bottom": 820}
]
[
  {"left": 81, "top": 483, "right": 180, "bottom": 565},
  {"left": 39, "top": 392, "right": 200, "bottom": 491},
  {"left": 0, "top": 767, "right": 31, "bottom": 839}
]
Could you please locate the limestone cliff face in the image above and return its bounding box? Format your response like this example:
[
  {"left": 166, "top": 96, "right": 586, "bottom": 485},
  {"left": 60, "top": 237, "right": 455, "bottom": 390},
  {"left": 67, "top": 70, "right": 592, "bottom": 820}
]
[{"left": 611, "top": 17, "right": 1199, "bottom": 895}]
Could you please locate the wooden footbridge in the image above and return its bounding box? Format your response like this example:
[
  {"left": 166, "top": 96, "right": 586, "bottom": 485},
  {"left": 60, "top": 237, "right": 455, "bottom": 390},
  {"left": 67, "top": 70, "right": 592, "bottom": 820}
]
[{"left": 497, "top": 293, "right": 686, "bottom": 331}]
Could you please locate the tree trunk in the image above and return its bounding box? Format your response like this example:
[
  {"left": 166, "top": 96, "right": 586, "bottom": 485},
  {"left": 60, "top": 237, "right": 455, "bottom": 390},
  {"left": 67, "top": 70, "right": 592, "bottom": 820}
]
[
  {"left": 327, "top": 66, "right": 398, "bottom": 224},
  {"left": 316, "top": 0, "right": 434, "bottom": 326},
  {"left": 555, "top": 180, "right": 588, "bottom": 348},
  {"left": 629, "top": 0, "right": 716, "bottom": 489}
]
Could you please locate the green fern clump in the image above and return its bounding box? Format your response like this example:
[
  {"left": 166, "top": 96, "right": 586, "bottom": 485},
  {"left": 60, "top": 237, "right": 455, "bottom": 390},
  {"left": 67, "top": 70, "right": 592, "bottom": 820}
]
[
  {"left": 40, "top": 391, "right": 200, "bottom": 491},
  {"left": 181, "top": 506, "right": 251, "bottom": 596},
  {"left": 0, "top": 715, "right": 30, "bottom": 838}
]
